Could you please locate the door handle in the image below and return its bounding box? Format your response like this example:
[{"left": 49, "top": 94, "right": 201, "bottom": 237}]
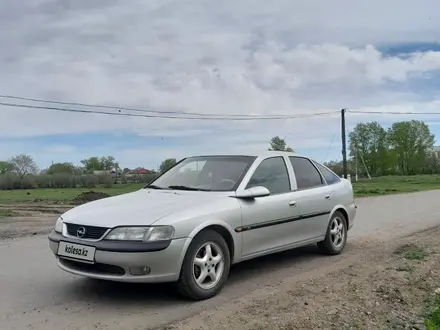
[
  {"left": 289, "top": 201, "right": 297, "bottom": 207},
  {"left": 325, "top": 194, "right": 331, "bottom": 199}
]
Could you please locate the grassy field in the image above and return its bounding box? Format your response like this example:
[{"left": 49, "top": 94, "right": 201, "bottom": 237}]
[
  {"left": 352, "top": 174, "right": 440, "bottom": 197},
  {"left": 0, "top": 175, "right": 440, "bottom": 204},
  {"left": 0, "top": 183, "right": 144, "bottom": 204}
]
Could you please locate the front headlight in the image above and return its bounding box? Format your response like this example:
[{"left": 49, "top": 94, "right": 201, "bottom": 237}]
[
  {"left": 55, "top": 217, "right": 63, "bottom": 233},
  {"left": 105, "top": 226, "right": 175, "bottom": 241}
]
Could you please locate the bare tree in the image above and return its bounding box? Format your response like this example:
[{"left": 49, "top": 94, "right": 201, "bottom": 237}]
[{"left": 9, "top": 154, "right": 38, "bottom": 178}]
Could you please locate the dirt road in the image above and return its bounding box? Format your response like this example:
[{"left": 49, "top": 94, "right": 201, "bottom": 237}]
[
  {"left": 0, "top": 204, "right": 72, "bottom": 239},
  {"left": 1, "top": 190, "right": 440, "bottom": 330}
]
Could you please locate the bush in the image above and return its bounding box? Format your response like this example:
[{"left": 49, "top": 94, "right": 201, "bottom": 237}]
[
  {"left": 0, "top": 173, "right": 37, "bottom": 189},
  {"left": 0, "top": 173, "right": 140, "bottom": 190},
  {"left": 140, "top": 173, "right": 158, "bottom": 184},
  {"left": 119, "top": 174, "right": 128, "bottom": 184},
  {"left": 80, "top": 174, "right": 98, "bottom": 189},
  {"left": 0, "top": 173, "right": 20, "bottom": 190},
  {"left": 100, "top": 174, "right": 113, "bottom": 188},
  {"left": 96, "top": 174, "right": 109, "bottom": 185},
  {"left": 35, "top": 173, "right": 79, "bottom": 188},
  {"left": 21, "top": 175, "right": 37, "bottom": 189}
]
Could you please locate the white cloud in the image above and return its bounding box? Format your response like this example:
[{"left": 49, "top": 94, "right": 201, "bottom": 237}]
[{"left": 1, "top": 0, "right": 440, "bottom": 167}]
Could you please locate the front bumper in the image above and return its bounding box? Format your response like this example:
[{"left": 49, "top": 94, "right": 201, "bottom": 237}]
[{"left": 48, "top": 231, "right": 191, "bottom": 283}]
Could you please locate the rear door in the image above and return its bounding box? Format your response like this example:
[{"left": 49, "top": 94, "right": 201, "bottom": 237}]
[
  {"left": 238, "top": 156, "right": 301, "bottom": 258},
  {"left": 288, "top": 156, "right": 334, "bottom": 241}
]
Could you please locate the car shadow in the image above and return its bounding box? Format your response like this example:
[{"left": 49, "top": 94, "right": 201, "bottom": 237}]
[{"left": 61, "top": 242, "right": 353, "bottom": 307}]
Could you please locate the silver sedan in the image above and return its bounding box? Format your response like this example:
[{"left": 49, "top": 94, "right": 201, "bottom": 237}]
[{"left": 48, "top": 151, "right": 356, "bottom": 300}]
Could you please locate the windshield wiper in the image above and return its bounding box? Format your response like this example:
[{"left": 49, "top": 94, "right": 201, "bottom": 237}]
[
  {"left": 143, "top": 184, "right": 165, "bottom": 190},
  {"left": 167, "top": 185, "right": 211, "bottom": 191}
]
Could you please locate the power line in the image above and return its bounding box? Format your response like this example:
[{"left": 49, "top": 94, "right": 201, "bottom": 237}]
[
  {"left": 323, "top": 131, "right": 336, "bottom": 163},
  {"left": 0, "top": 101, "right": 338, "bottom": 121},
  {"left": 0, "top": 94, "right": 299, "bottom": 119},
  {"left": 349, "top": 110, "right": 440, "bottom": 115}
]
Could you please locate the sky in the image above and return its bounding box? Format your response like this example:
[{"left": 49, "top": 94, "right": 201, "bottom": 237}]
[{"left": 1, "top": 0, "right": 440, "bottom": 170}]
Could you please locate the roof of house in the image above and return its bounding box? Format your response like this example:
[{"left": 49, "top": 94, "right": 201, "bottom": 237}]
[{"left": 128, "top": 167, "right": 151, "bottom": 174}]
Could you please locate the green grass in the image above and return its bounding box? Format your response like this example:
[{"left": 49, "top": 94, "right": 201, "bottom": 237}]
[
  {"left": 404, "top": 247, "right": 429, "bottom": 261},
  {"left": 0, "top": 209, "right": 13, "bottom": 216},
  {"left": 424, "top": 296, "right": 440, "bottom": 330},
  {"left": 0, "top": 183, "right": 144, "bottom": 204},
  {"left": 352, "top": 174, "right": 440, "bottom": 197},
  {"left": 1, "top": 174, "right": 440, "bottom": 204}
]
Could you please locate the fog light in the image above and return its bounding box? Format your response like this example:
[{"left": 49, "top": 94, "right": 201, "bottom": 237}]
[{"left": 129, "top": 266, "right": 151, "bottom": 276}]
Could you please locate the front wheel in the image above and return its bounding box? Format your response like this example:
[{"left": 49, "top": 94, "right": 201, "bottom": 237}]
[
  {"left": 317, "top": 211, "right": 347, "bottom": 255},
  {"left": 176, "top": 230, "right": 230, "bottom": 300}
]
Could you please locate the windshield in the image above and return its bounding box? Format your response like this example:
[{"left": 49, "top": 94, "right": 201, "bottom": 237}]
[{"left": 147, "top": 156, "right": 256, "bottom": 191}]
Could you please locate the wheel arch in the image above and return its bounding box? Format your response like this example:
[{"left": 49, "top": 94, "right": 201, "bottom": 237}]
[
  {"left": 329, "top": 205, "right": 350, "bottom": 228},
  {"left": 185, "top": 220, "right": 238, "bottom": 264}
]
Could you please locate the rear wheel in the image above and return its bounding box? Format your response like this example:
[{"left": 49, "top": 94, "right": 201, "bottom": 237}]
[
  {"left": 317, "top": 211, "right": 347, "bottom": 255},
  {"left": 177, "top": 230, "right": 230, "bottom": 300}
]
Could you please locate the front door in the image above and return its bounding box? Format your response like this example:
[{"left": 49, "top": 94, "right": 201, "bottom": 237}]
[{"left": 238, "top": 156, "right": 300, "bottom": 258}]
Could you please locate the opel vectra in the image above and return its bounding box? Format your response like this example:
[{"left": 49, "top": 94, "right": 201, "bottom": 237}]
[{"left": 48, "top": 152, "right": 356, "bottom": 300}]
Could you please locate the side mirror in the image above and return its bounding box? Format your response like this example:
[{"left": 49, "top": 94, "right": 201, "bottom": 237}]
[{"left": 236, "top": 186, "right": 271, "bottom": 199}]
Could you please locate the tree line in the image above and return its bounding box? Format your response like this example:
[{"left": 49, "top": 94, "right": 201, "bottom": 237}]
[
  {"left": 0, "top": 136, "right": 292, "bottom": 190},
  {"left": 325, "top": 120, "right": 439, "bottom": 177},
  {"left": 0, "top": 155, "right": 179, "bottom": 190},
  {"left": 0, "top": 120, "right": 437, "bottom": 190}
]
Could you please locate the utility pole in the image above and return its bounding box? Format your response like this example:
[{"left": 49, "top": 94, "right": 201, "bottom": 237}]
[
  {"left": 341, "top": 108, "right": 348, "bottom": 179},
  {"left": 355, "top": 146, "right": 358, "bottom": 182}
]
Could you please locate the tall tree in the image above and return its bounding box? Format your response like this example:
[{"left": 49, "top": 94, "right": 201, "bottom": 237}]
[
  {"left": 269, "top": 136, "right": 294, "bottom": 152},
  {"left": 387, "top": 120, "right": 435, "bottom": 174},
  {"left": 9, "top": 154, "right": 38, "bottom": 178},
  {"left": 81, "top": 157, "right": 103, "bottom": 171},
  {"left": 348, "top": 122, "right": 389, "bottom": 176},
  {"left": 160, "top": 158, "right": 177, "bottom": 173},
  {"left": 423, "top": 150, "right": 440, "bottom": 174},
  {"left": 101, "top": 156, "right": 116, "bottom": 171},
  {"left": 47, "top": 162, "right": 74, "bottom": 175}
]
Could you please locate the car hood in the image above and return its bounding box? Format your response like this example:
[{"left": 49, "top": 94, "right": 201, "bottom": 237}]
[{"left": 61, "top": 189, "right": 231, "bottom": 228}]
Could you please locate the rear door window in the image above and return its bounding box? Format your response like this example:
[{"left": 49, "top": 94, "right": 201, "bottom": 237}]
[{"left": 289, "top": 157, "right": 324, "bottom": 190}]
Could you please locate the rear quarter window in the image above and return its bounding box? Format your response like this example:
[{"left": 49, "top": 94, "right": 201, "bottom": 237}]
[{"left": 313, "top": 161, "right": 341, "bottom": 185}]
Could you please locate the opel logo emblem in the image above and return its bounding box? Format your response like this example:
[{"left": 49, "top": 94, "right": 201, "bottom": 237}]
[{"left": 76, "top": 226, "right": 86, "bottom": 238}]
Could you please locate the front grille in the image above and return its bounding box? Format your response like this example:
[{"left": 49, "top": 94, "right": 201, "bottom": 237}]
[
  {"left": 65, "top": 223, "right": 108, "bottom": 240},
  {"left": 60, "top": 258, "right": 125, "bottom": 276}
]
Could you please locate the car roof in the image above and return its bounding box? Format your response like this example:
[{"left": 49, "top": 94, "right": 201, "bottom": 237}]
[{"left": 188, "top": 151, "right": 312, "bottom": 160}]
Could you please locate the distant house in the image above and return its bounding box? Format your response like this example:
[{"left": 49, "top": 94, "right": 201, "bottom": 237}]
[{"left": 126, "top": 167, "right": 153, "bottom": 177}]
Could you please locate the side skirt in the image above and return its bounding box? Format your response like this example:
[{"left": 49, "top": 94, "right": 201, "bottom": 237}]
[{"left": 240, "top": 236, "right": 325, "bottom": 262}]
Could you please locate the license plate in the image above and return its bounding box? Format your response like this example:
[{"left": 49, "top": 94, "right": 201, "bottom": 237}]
[{"left": 57, "top": 241, "right": 96, "bottom": 262}]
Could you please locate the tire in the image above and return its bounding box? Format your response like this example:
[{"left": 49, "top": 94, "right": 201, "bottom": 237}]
[
  {"left": 176, "top": 230, "right": 231, "bottom": 301},
  {"left": 317, "top": 211, "right": 347, "bottom": 255}
]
